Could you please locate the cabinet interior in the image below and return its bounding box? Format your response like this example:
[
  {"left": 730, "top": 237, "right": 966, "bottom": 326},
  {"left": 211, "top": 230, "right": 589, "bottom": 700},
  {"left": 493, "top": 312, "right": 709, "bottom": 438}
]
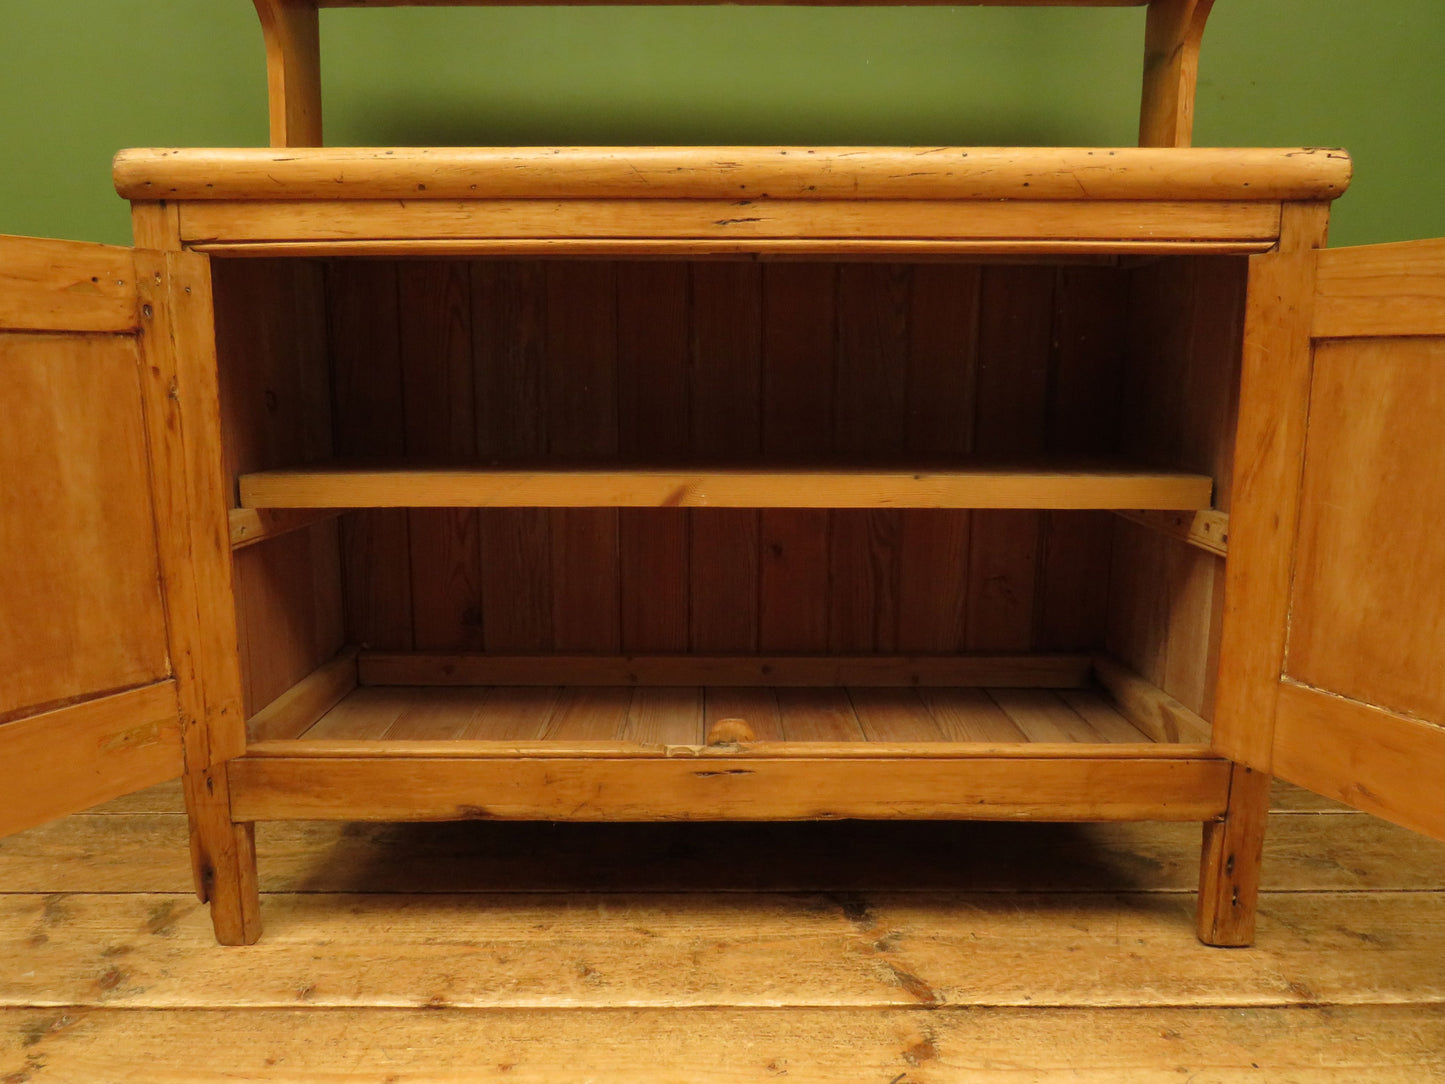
[{"left": 213, "top": 253, "right": 1246, "bottom": 751}]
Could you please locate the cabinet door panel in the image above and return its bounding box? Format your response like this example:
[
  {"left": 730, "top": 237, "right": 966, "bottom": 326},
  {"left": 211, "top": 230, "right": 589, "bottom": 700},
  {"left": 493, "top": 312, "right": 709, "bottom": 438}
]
[
  {"left": 0, "top": 236, "right": 181, "bottom": 837},
  {"left": 0, "top": 333, "right": 171, "bottom": 714},
  {"left": 1273, "top": 239, "right": 1445, "bottom": 839}
]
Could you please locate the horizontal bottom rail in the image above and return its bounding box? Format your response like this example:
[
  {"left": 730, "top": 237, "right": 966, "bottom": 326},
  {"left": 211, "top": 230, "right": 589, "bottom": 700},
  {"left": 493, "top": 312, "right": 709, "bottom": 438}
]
[
  {"left": 245, "top": 739, "right": 1218, "bottom": 759},
  {"left": 228, "top": 754, "right": 1231, "bottom": 823}
]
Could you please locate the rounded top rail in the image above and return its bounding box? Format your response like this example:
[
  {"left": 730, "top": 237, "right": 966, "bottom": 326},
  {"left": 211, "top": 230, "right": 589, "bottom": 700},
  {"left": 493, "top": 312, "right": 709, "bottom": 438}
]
[{"left": 114, "top": 145, "right": 1351, "bottom": 203}]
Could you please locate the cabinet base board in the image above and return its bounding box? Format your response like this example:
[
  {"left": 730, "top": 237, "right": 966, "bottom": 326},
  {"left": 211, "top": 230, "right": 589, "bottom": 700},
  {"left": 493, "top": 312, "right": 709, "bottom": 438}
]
[{"left": 228, "top": 754, "right": 1230, "bottom": 823}]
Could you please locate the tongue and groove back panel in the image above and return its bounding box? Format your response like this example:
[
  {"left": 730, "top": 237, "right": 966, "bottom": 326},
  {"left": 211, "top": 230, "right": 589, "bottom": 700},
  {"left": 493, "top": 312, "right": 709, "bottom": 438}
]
[
  {"left": 332, "top": 259, "right": 1110, "bottom": 657},
  {"left": 212, "top": 256, "right": 1245, "bottom": 724},
  {"left": 216, "top": 260, "right": 343, "bottom": 720}
]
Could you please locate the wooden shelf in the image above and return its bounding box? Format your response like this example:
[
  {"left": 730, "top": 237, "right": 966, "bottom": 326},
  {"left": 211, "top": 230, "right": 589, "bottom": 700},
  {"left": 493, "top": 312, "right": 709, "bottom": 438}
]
[{"left": 237, "top": 463, "right": 1213, "bottom": 511}]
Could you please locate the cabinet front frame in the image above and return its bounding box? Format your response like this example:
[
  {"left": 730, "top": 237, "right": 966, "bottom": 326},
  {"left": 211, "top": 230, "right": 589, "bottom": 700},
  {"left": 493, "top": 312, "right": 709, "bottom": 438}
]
[{"left": 131, "top": 192, "right": 1315, "bottom": 817}]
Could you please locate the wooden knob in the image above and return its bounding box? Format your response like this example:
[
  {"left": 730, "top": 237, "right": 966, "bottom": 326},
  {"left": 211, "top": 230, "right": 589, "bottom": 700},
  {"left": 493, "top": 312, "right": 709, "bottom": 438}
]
[{"left": 706, "top": 717, "right": 756, "bottom": 745}]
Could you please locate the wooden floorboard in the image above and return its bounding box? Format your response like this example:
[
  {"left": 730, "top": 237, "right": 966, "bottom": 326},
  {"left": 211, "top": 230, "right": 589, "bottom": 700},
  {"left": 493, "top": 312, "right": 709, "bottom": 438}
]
[
  {"left": 1, "top": 780, "right": 1442, "bottom": 1080},
  {"left": 2, "top": 889, "right": 1443, "bottom": 1009},
  {"left": 3, "top": 810, "right": 1443, "bottom": 896},
  {"left": 6, "top": 1005, "right": 1443, "bottom": 1083}
]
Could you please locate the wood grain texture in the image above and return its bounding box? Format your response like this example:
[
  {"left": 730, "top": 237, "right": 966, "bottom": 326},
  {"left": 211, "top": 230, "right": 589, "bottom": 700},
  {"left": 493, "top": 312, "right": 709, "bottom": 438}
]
[
  {"left": 246, "top": 647, "right": 359, "bottom": 742},
  {"left": 191, "top": 237, "right": 1280, "bottom": 259},
  {"left": 827, "top": 266, "right": 907, "bottom": 653},
  {"left": 1313, "top": 237, "right": 1445, "bottom": 339},
  {"left": 1108, "top": 255, "right": 1244, "bottom": 719},
  {"left": 1274, "top": 680, "right": 1445, "bottom": 843},
  {"left": 211, "top": 258, "right": 341, "bottom": 716},
  {"left": 965, "top": 266, "right": 1054, "bottom": 651},
  {"left": 249, "top": 739, "right": 1201, "bottom": 760},
  {"left": 618, "top": 262, "right": 690, "bottom": 653},
  {"left": 687, "top": 263, "right": 762, "bottom": 653},
  {"left": 229, "top": 755, "right": 1229, "bottom": 821},
  {"left": 316, "top": 257, "right": 1203, "bottom": 658},
  {"left": 252, "top": 0, "right": 322, "bottom": 146},
  {"left": 838, "top": 687, "right": 936, "bottom": 742},
  {"left": 621, "top": 686, "right": 704, "bottom": 745},
  {"left": 1059, "top": 689, "right": 1151, "bottom": 742},
  {"left": 328, "top": 261, "right": 412, "bottom": 650},
  {"left": 239, "top": 463, "right": 1215, "bottom": 510},
  {"left": 687, "top": 524, "right": 761, "bottom": 659},
  {"left": 758, "top": 265, "right": 835, "bottom": 649},
  {"left": 178, "top": 199, "right": 1283, "bottom": 247},
  {"left": 1092, "top": 654, "right": 1211, "bottom": 744},
  {"left": 758, "top": 509, "right": 831, "bottom": 651},
  {"left": 399, "top": 261, "right": 483, "bottom": 651},
  {"left": 917, "top": 687, "right": 1028, "bottom": 742},
  {"left": 232, "top": 523, "right": 346, "bottom": 718},
  {"left": 540, "top": 687, "right": 633, "bottom": 741},
  {"left": 10, "top": 793, "right": 1444, "bottom": 896},
  {"left": 116, "top": 146, "right": 1352, "bottom": 202},
  {"left": 0, "top": 333, "right": 171, "bottom": 719},
  {"left": 3, "top": 768, "right": 1444, "bottom": 1072},
  {"left": 473, "top": 261, "right": 551, "bottom": 652},
  {"left": 0, "top": 683, "right": 181, "bottom": 839},
  {"left": 3, "top": 886, "right": 1443, "bottom": 1009},
  {"left": 356, "top": 652, "right": 1093, "bottom": 688},
  {"left": 1211, "top": 204, "right": 1331, "bottom": 769},
  {"left": 229, "top": 507, "right": 340, "bottom": 549},
  {"left": 703, "top": 687, "right": 786, "bottom": 743},
  {"left": 129, "top": 201, "right": 182, "bottom": 252},
  {"left": 896, "top": 264, "right": 978, "bottom": 652},
  {"left": 1138, "top": 0, "right": 1214, "bottom": 148},
  {"left": 1114, "top": 508, "right": 1228, "bottom": 556},
  {"left": 1036, "top": 266, "right": 1125, "bottom": 652},
  {"left": 302, "top": 686, "right": 413, "bottom": 739},
  {"left": 1196, "top": 761, "right": 1272, "bottom": 945},
  {"left": 211, "top": 256, "right": 331, "bottom": 485},
  {"left": 137, "top": 251, "right": 259, "bottom": 942},
  {"left": 6, "top": 1004, "right": 1443, "bottom": 1081},
  {"left": 380, "top": 687, "right": 499, "bottom": 740},
  {"left": 988, "top": 688, "right": 1102, "bottom": 742},
  {"left": 1286, "top": 337, "right": 1445, "bottom": 725},
  {"left": 128, "top": 252, "right": 249, "bottom": 942},
  {"left": 545, "top": 263, "right": 621, "bottom": 653},
  {"left": 7, "top": 885, "right": 1445, "bottom": 1011},
  {"left": 0, "top": 235, "right": 137, "bottom": 332}
]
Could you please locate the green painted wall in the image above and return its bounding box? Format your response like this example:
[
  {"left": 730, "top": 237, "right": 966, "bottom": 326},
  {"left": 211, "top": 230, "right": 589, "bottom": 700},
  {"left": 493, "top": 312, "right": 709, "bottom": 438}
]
[{"left": 2, "top": 1, "right": 1440, "bottom": 248}]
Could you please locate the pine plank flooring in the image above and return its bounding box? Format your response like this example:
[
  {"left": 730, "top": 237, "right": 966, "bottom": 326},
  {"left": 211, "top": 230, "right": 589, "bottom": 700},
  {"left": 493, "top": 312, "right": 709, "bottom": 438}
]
[{"left": 2, "top": 781, "right": 1443, "bottom": 1081}]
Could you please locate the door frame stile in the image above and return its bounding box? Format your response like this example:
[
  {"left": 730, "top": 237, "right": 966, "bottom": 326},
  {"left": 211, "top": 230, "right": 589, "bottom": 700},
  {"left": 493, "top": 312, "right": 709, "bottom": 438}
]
[
  {"left": 1195, "top": 201, "right": 1330, "bottom": 945},
  {"left": 133, "top": 202, "right": 260, "bottom": 944},
  {"left": 1211, "top": 201, "right": 1331, "bottom": 770}
]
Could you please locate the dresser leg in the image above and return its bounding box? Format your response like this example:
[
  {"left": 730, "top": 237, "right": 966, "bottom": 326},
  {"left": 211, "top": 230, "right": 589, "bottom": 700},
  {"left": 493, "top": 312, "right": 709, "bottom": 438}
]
[
  {"left": 1196, "top": 763, "right": 1271, "bottom": 946},
  {"left": 184, "top": 764, "right": 263, "bottom": 946}
]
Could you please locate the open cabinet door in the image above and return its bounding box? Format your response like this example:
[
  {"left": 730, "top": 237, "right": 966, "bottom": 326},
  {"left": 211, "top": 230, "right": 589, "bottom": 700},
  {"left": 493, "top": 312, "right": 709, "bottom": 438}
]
[
  {"left": 0, "top": 234, "right": 238, "bottom": 838},
  {"left": 1272, "top": 238, "right": 1445, "bottom": 839}
]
